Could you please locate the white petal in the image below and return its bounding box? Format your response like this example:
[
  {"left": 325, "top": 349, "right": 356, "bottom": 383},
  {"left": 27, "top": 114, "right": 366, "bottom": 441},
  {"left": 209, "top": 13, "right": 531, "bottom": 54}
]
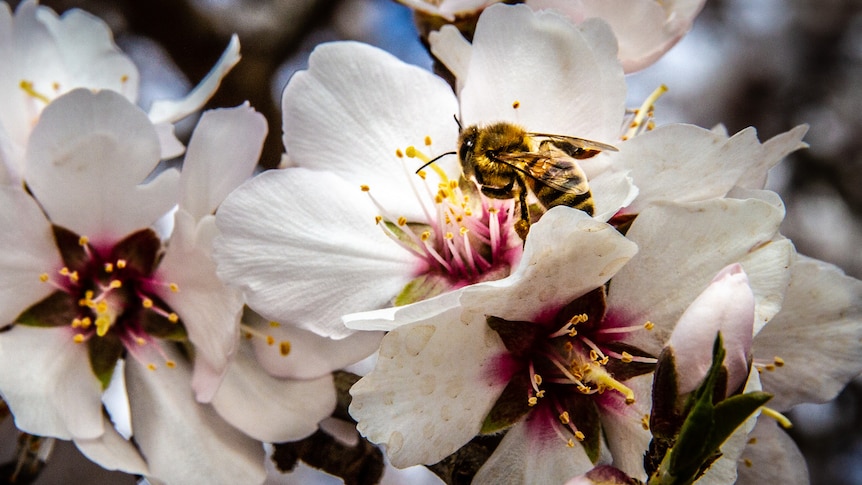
[
  {"left": 250, "top": 319, "right": 383, "bottom": 380},
  {"left": 0, "top": 186, "right": 63, "bottom": 326},
  {"left": 460, "top": 4, "right": 625, "bottom": 143},
  {"left": 75, "top": 416, "right": 149, "bottom": 476},
  {"left": 736, "top": 418, "right": 808, "bottom": 485},
  {"left": 157, "top": 211, "right": 241, "bottom": 402},
  {"left": 754, "top": 256, "right": 862, "bottom": 410},
  {"left": 736, "top": 125, "right": 808, "bottom": 190},
  {"left": 601, "top": 373, "right": 653, "bottom": 480},
  {"left": 154, "top": 122, "right": 185, "bottom": 160},
  {"left": 126, "top": 351, "right": 267, "bottom": 485},
  {"left": 350, "top": 305, "right": 507, "bottom": 468},
  {"left": 212, "top": 339, "right": 336, "bottom": 443},
  {"left": 148, "top": 35, "right": 241, "bottom": 124},
  {"left": 0, "top": 326, "right": 103, "bottom": 439},
  {"left": 588, "top": 168, "right": 638, "bottom": 222},
  {"left": 214, "top": 168, "right": 418, "bottom": 339},
  {"left": 344, "top": 289, "right": 462, "bottom": 333},
  {"left": 473, "top": 419, "right": 598, "bottom": 484},
  {"left": 26, "top": 89, "right": 179, "bottom": 242},
  {"left": 608, "top": 198, "right": 785, "bottom": 355},
  {"left": 462, "top": 206, "right": 636, "bottom": 324},
  {"left": 282, "top": 41, "right": 460, "bottom": 221},
  {"left": 179, "top": 103, "right": 266, "bottom": 221},
  {"left": 428, "top": 24, "right": 472, "bottom": 92}
]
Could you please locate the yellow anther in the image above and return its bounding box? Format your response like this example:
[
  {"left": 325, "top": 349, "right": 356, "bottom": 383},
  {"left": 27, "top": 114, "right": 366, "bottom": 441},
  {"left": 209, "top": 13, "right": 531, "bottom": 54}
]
[
  {"left": 168, "top": 313, "right": 179, "bottom": 323},
  {"left": 72, "top": 318, "right": 82, "bottom": 328},
  {"left": 744, "top": 459, "right": 753, "bottom": 468},
  {"left": 375, "top": 215, "right": 382, "bottom": 225},
  {"left": 445, "top": 232, "right": 454, "bottom": 240},
  {"left": 169, "top": 283, "right": 179, "bottom": 293},
  {"left": 774, "top": 356, "right": 785, "bottom": 367},
  {"left": 269, "top": 321, "right": 281, "bottom": 328},
  {"left": 60, "top": 267, "right": 70, "bottom": 276},
  {"left": 120, "top": 74, "right": 129, "bottom": 83},
  {"left": 405, "top": 146, "right": 417, "bottom": 158},
  {"left": 19, "top": 80, "right": 51, "bottom": 103},
  {"left": 166, "top": 360, "right": 176, "bottom": 369},
  {"left": 95, "top": 315, "right": 111, "bottom": 337},
  {"left": 566, "top": 439, "right": 575, "bottom": 448},
  {"left": 266, "top": 335, "right": 275, "bottom": 346},
  {"left": 69, "top": 271, "right": 79, "bottom": 283},
  {"left": 420, "top": 231, "right": 431, "bottom": 241},
  {"left": 280, "top": 340, "right": 291, "bottom": 356},
  {"left": 52, "top": 82, "right": 60, "bottom": 91},
  {"left": 574, "top": 431, "right": 585, "bottom": 441},
  {"left": 417, "top": 170, "right": 427, "bottom": 179},
  {"left": 559, "top": 411, "right": 570, "bottom": 425},
  {"left": 577, "top": 385, "right": 590, "bottom": 394},
  {"left": 147, "top": 363, "right": 157, "bottom": 371},
  {"left": 748, "top": 437, "right": 757, "bottom": 445},
  {"left": 80, "top": 317, "right": 91, "bottom": 328},
  {"left": 424, "top": 135, "right": 432, "bottom": 146},
  {"left": 116, "top": 260, "right": 126, "bottom": 269},
  {"left": 536, "top": 390, "right": 545, "bottom": 398},
  {"left": 39, "top": 273, "right": 50, "bottom": 282},
  {"left": 109, "top": 280, "right": 122, "bottom": 289},
  {"left": 512, "top": 100, "right": 520, "bottom": 109},
  {"left": 621, "top": 351, "right": 633, "bottom": 363},
  {"left": 527, "top": 396, "right": 538, "bottom": 407},
  {"left": 136, "top": 337, "right": 146, "bottom": 345},
  {"left": 104, "top": 263, "right": 114, "bottom": 273},
  {"left": 96, "top": 301, "right": 108, "bottom": 314},
  {"left": 589, "top": 349, "right": 599, "bottom": 361},
  {"left": 397, "top": 216, "right": 407, "bottom": 226},
  {"left": 534, "top": 374, "right": 543, "bottom": 386},
  {"left": 142, "top": 298, "right": 153, "bottom": 308},
  {"left": 765, "top": 364, "right": 776, "bottom": 372},
  {"left": 361, "top": 184, "right": 370, "bottom": 192},
  {"left": 73, "top": 334, "right": 85, "bottom": 344},
  {"left": 78, "top": 236, "right": 89, "bottom": 247},
  {"left": 459, "top": 226, "right": 469, "bottom": 236},
  {"left": 643, "top": 321, "right": 654, "bottom": 330},
  {"left": 395, "top": 149, "right": 404, "bottom": 158},
  {"left": 641, "top": 415, "right": 650, "bottom": 430}
]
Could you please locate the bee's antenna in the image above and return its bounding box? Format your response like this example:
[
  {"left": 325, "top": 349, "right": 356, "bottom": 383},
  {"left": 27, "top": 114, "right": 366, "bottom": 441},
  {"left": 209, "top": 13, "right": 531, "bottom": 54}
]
[
  {"left": 415, "top": 151, "right": 456, "bottom": 173},
  {"left": 453, "top": 114, "right": 463, "bottom": 131}
]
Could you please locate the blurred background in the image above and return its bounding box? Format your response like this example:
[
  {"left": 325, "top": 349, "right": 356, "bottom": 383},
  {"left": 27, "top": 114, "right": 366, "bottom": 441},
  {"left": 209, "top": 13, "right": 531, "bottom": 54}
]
[{"left": 2, "top": 0, "right": 862, "bottom": 483}]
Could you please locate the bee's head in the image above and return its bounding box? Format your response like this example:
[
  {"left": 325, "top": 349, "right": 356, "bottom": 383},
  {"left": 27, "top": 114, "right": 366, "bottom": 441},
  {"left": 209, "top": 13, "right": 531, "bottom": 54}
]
[{"left": 458, "top": 125, "right": 479, "bottom": 174}]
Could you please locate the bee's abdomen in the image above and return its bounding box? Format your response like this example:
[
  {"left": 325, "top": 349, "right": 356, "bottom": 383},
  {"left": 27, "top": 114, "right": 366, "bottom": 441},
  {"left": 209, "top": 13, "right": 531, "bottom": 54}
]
[{"left": 533, "top": 184, "right": 595, "bottom": 216}]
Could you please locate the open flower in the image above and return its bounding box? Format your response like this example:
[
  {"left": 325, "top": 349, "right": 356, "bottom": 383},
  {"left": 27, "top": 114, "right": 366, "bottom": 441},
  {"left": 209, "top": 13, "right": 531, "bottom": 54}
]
[
  {"left": 0, "top": 0, "right": 240, "bottom": 185},
  {"left": 0, "top": 88, "right": 268, "bottom": 483},
  {"left": 214, "top": 4, "right": 636, "bottom": 340},
  {"left": 346, "top": 192, "right": 792, "bottom": 482}
]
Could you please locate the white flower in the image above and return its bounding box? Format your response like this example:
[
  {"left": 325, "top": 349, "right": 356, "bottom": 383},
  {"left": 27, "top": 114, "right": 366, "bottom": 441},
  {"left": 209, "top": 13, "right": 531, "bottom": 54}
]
[
  {"left": 395, "top": 0, "right": 502, "bottom": 22},
  {"left": 526, "top": 0, "right": 707, "bottom": 72},
  {"left": 0, "top": 0, "right": 240, "bottom": 185},
  {"left": 0, "top": 88, "right": 268, "bottom": 484},
  {"left": 214, "top": 4, "right": 636, "bottom": 340},
  {"left": 346, "top": 193, "right": 792, "bottom": 483}
]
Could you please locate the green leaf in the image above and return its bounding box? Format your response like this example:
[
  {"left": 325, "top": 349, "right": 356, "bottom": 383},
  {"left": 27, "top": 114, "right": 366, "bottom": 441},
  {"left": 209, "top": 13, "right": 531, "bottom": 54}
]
[{"left": 705, "top": 391, "right": 772, "bottom": 455}]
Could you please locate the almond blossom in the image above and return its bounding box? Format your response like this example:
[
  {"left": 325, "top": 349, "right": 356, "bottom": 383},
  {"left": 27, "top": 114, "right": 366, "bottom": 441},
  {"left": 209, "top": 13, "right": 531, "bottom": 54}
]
[
  {"left": 346, "top": 193, "right": 793, "bottom": 483},
  {"left": 0, "top": 0, "right": 240, "bottom": 185},
  {"left": 0, "top": 88, "right": 268, "bottom": 484},
  {"left": 213, "top": 4, "right": 636, "bottom": 341}
]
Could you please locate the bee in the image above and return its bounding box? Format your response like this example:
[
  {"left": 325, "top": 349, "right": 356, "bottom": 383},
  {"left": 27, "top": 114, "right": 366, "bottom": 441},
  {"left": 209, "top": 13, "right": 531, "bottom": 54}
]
[{"left": 456, "top": 122, "right": 617, "bottom": 240}]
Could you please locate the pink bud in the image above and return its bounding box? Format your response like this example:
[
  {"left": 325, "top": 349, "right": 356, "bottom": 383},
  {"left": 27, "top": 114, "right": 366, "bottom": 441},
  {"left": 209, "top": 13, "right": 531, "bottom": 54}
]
[{"left": 669, "top": 263, "right": 754, "bottom": 395}]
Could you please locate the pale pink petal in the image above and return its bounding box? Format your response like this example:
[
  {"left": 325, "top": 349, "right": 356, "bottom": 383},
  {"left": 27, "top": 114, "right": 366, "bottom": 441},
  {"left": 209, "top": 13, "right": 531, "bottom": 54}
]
[
  {"left": 25, "top": 89, "right": 179, "bottom": 242},
  {"left": 608, "top": 198, "right": 786, "bottom": 356},
  {"left": 74, "top": 416, "right": 149, "bottom": 476},
  {"left": 212, "top": 339, "right": 336, "bottom": 443},
  {"left": 125, "top": 351, "right": 267, "bottom": 485},
  {"left": 460, "top": 4, "right": 625, "bottom": 143},
  {"left": 179, "top": 103, "right": 266, "bottom": 221},
  {"left": 0, "top": 326, "right": 103, "bottom": 440},
  {"left": 473, "top": 418, "right": 600, "bottom": 484},
  {"left": 754, "top": 256, "right": 862, "bottom": 411},
  {"left": 282, "top": 41, "right": 460, "bottom": 221},
  {"left": 157, "top": 211, "right": 242, "bottom": 402},
  {"left": 670, "top": 264, "right": 754, "bottom": 395},
  {"left": 736, "top": 418, "right": 808, "bottom": 485},
  {"left": 601, "top": 374, "right": 653, "bottom": 481},
  {"left": 398, "top": 0, "right": 500, "bottom": 20},
  {"left": 736, "top": 125, "right": 808, "bottom": 190},
  {"left": 214, "top": 168, "right": 418, "bottom": 339},
  {"left": 148, "top": 35, "right": 241, "bottom": 124},
  {"left": 0, "top": 186, "right": 63, "bottom": 326},
  {"left": 350, "top": 304, "right": 507, "bottom": 468}
]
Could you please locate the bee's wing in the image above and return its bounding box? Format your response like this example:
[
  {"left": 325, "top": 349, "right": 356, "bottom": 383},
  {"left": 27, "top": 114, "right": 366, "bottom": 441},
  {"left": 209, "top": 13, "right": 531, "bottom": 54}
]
[
  {"left": 529, "top": 133, "right": 618, "bottom": 159},
  {"left": 497, "top": 148, "right": 591, "bottom": 194}
]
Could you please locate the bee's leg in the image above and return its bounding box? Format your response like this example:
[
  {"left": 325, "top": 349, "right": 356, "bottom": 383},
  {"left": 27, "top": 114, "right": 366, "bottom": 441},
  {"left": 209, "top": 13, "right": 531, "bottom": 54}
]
[{"left": 514, "top": 179, "right": 531, "bottom": 241}]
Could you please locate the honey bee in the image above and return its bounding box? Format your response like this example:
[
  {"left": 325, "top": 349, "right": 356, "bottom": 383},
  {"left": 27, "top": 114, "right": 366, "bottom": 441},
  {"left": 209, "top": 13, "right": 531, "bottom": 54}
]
[{"left": 456, "top": 122, "right": 617, "bottom": 240}]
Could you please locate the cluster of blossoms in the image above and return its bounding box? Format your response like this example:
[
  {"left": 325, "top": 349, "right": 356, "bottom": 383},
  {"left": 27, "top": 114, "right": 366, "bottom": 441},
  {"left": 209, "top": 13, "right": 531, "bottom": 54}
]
[{"left": 0, "top": 1, "right": 861, "bottom": 484}]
